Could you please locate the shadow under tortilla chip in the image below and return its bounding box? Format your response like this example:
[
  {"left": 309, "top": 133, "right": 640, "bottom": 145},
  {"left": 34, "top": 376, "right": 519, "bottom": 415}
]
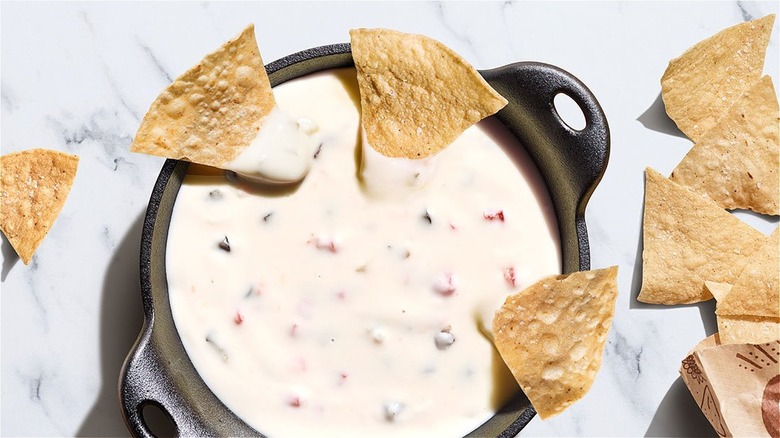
[
  {"left": 350, "top": 28, "right": 507, "bottom": 159},
  {"left": 638, "top": 168, "right": 765, "bottom": 304},
  {"left": 717, "top": 227, "right": 779, "bottom": 318},
  {"left": 0, "top": 149, "right": 79, "bottom": 264},
  {"left": 130, "top": 24, "right": 275, "bottom": 169},
  {"left": 661, "top": 15, "right": 774, "bottom": 141},
  {"left": 492, "top": 266, "right": 618, "bottom": 419},
  {"left": 670, "top": 76, "right": 779, "bottom": 216}
]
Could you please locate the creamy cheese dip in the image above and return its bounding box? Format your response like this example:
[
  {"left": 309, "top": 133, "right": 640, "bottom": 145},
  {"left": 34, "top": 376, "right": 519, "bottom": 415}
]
[
  {"left": 225, "top": 106, "right": 317, "bottom": 184},
  {"left": 166, "top": 68, "right": 561, "bottom": 438}
]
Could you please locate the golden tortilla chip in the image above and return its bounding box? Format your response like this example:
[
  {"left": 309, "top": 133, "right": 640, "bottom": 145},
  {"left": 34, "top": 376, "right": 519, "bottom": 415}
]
[
  {"left": 706, "top": 281, "right": 780, "bottom": 344},
  {"left": 0, "top": 149, "right": 79, "bottom": 264},
  {"left": 492, "top": 266, "right": 618, "bottom": 419},
  {"left": 717, "top": 227, "right": 779, "bottom": 318},
  {"left": 131, "top": 24, "right": 275, "bottom": 168},
  {"left": 670, "top": 76, "right": 779, "bottom": 215},
  {"left": 717, "top": 315, "right": 780, "bottom": 345},
  {"left": 638, "top": 168, "right": 765, "bottom": 304},
  {"left": 661, "top": 14, "right": 774, "bottom": 141},
  {"left": 704, "top": 281, "right": 733, "bottom": 302},
  {"left": 350, "top": 28, "right": 507, "bottom": 159}
]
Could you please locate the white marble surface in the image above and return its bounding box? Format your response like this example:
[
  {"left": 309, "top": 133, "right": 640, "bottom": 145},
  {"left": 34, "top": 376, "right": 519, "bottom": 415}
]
[{"left": 1, "top": 1, "right": 778, "bottom": 437}]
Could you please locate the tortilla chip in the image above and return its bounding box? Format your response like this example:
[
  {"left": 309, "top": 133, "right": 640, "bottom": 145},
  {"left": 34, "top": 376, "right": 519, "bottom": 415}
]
[
  {"left": 131, "top": 24, "right": 275, "bottom": 168},
  {"left": 704, "top": 281, "right": 733, "bottom": 302},
  {"left": 350, "top": 28, "right": 507, "bottom": 159},
  {"left": 717, "top": 227, "right": 779, "bottom": 318},
  {"left": 706, "top": 281, "right": 780, "bottom": 344},
  {"left": 670, "top": 76, "right": 779, "bottom": 215},
  {"left": 717, "top": 315, "right": 780, "bottom": 345},
  {"left": 661, "top": 15, "right": 774, "bottom": 141},
  {"left": 492, "top": 266, "right": 618, "bottom": 419},
  {"left": 638, "top": 168, "right": 765, "bottom": 304},
  {"left": 0, "top": 149, "right": 79, "bottom": 264}
]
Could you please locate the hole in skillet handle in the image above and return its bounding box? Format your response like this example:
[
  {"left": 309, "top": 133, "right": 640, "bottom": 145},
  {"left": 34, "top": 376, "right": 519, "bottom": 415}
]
[
  {"left": 554, "top": 92, "right": 587, "bottom": 131},
  {"left": 141, "top": 402, "right": 178, "bottom": 438}
]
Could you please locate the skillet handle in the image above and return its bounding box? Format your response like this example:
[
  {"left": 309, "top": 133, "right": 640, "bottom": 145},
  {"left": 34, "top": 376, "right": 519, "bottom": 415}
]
[
  {"left": 120, "top": 331, "right": 184, "bottom": 438},
  {"left": 481, "top": 62, "right": 610, "bottom": 272}
]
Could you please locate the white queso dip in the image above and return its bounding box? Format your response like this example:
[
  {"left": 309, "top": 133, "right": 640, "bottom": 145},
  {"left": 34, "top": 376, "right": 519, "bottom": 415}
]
[{"left": 166, "top": 68, "right": 560, "bottom": 437}]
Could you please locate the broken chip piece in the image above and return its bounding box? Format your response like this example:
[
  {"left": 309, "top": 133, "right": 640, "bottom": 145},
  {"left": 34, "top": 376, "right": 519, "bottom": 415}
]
[
  {"left": 0, "top": 149, "right": 79, "bottom": 264},
  {"left": 638, "top": 168, "right": 765, "bottom": 304},
  {"left": 670, "top": 76, "right": 779, "bottom": 215},
  {"left": 130, "top": 25, "right": 276, "bottom": 169},
  {"left": 661, "top": 14, "right": 775, "bottom": 141},
  {"left": 350, "top": 28, "right": 507, "bottom": 159},
  {"left": 706, "top": 280, "right": 780, "bottom": 345},
  {"left": 716, "top": 227, "right": 779, "bottom": 319},
  {"left": 492, "top": 266, "right": 618, "bottom": 419},
  {"left": 717, "top": 315, "right": 780, "bottom": 345}
]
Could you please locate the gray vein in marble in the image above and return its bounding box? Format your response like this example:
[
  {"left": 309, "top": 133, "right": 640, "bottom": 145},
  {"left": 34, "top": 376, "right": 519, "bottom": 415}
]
[
  {"left": 737, "top": 1, "right": 754, "bottom": 21},
  {"left": 604, "top": 326, "right": 648, "bottom": 413},
  {"left": 16, "top": 368, "right": 63, "bottom": 435},
  {"left": 80, "top": 11, "right": 141, "bottom": 121},
  {"left": 431, "top": 2, "right": 484, "bottom": 65},
  {"left": 101, "top": 225, "right": 116, "bottom": 251},
  {"left": 46, "top": 109, "right": 134, "bottom": 172},
  {"left": 137, "top": 39, "right": 173, "bottom": 83},
  {"left": 1, "top": 81, "right": 18, "bottom": 113},
  {"left": 30, "top": 374, "right": 42, "bottom": 401},
  {"left": 26, "top": 256, "right": 50, "bottom": 331}
]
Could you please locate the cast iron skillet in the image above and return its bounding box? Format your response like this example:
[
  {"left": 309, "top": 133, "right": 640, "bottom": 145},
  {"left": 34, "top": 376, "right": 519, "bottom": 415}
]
[{"left": 120, "top": 43, "right": 610, "bottom": 438}]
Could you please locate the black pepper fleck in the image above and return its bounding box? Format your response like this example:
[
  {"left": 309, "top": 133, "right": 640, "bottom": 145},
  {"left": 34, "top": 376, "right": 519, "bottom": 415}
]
[
  {"left": 208, "top": 189, "right": 223, "bottom": 200},
  {"left": 219, "top": 236, "right": 231, "bottom": 252},
  {"left": 422, "top": 210, "right": 432, "bottom": 224}
]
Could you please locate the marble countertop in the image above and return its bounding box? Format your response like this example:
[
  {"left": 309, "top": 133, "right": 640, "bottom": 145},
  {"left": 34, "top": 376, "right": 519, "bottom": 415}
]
[{"left": 2, "top": 1, "right": 778, "bottom": 437}]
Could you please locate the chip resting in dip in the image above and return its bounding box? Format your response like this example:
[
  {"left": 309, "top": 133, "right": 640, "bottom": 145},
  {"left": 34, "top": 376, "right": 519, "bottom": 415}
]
[
  {"left": 149, "top": 26, "right": 564, "bottom": 437},
  {"left": 130, "top": 24, "right": 317, "bottom": 184},
  {"left": 492, "top": 266, "right": 619, "bottom": 419}
]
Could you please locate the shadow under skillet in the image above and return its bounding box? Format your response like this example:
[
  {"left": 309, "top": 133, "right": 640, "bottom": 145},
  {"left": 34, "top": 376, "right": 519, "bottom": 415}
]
[
  {"left": 1, "top": 232, "right": 19, "bottom": 281},
  {"left": 645, "top": 377, "right": 717, "bottom": 437},
  {"left": 75, "top": 213, "right": 175, "bottom": 437},
  {"left": 637, "top": 92, "right": 687, "bottom": 139}
]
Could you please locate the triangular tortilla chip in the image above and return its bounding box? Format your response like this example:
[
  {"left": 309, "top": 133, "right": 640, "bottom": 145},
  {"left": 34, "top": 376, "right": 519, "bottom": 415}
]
[
  {"left": 661, "top": 15, "right": 774, "bottom": 141},
  {"left": 131, "top": 24, "right": 275, "bottom": 168},
  {"left": 717, "top": 227, "right": 780, "bottom": 318},
  {"left": 492, "top": 266, "right": 618, "bottom": 419},
  {"left": 638, "top": 168, "right": 765, "bottom": 304},
  {"left": 1, "top": 149, "right": 79, "bottom": 264},
  {"left": 350, "top": 28, "right": 507, "bottom": 159},
  {"left": 670, "top": 76, "right": 780, "bottom": 215}
]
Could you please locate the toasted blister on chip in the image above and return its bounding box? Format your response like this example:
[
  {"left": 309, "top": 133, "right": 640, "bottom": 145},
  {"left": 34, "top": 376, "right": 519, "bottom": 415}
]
[
  {"left": 661, "top": 14, "right": 774, "bottom": 141},
  {"left": 638, "top": 168, "right": 765, "bottom": 304},
  {"left": 130, "top": 24, "right": 275, "bottom": 168},
  {"left": 670, "top": 76, "right": 780, "bottom": 215},
  {"left": 716, "top": 227, "right": 779, "bottom": 318},
  {"left": 492, "top": 266, "right": 619, "bottom": 419},
  {"left": 350, "top": 28, "right": 508, "bottom": 159},
  {"left": 1, "top": 149, "right": 79, "bottom": 264}
]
